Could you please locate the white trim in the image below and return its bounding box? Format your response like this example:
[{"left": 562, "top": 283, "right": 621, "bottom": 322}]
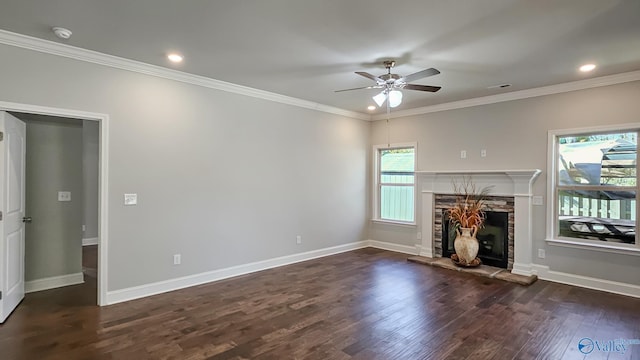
[
  {"left": 0, "top": 29, "right": 369, "bottom": 121},
  {"left": 95, "top": 240, "right": 640, "bottom": 305},
  {"left": 546, "top": 238, "right": 640, "bottom": 256},
  {"left": 106, "top": 241, "right": 369, "bottom": 305},
  {"left": 25, "top": 272, "right": 84, "bottom": 293},
  {"left": 0, "top": 100, "right": 109, "bottom": 306},
  {"left": 373, "top": 71, "right": 640, "bottom": 120},
  {"left": 82, "top": 237, "right": 99, "bottom": 246},
  {"left": 511, "top": 263, "right": 535, "bottom": 277},
  {"left": 368, "top": 240, "right": 419, "bottom": 255},
  {"left": 547, "top": 122, "right": 640, "bottom": 138},
  {"left": 415, "top": 169, "right": 541, "bottom": 176},
  {"left": 370, "top": 219, "right": 416, "bottom": 227},
  {"left": 98, "top": 112, "right": 109, "bottom": 307},
  {"left": 532, "top": 264, "right": 640, "bottom": 299}
]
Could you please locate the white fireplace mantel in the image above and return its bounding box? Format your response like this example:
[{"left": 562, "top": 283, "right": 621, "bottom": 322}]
[{"left": 416, "top": 169, "right": 541, "bottom": 276}]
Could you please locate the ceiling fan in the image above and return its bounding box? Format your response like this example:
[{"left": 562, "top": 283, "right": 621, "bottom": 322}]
[{"left": 335, "top": 60, "right": 441, "bottom": 108}]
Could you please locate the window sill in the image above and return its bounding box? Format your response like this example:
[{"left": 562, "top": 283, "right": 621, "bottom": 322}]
[
  {"left": 546, "top": 238, "right": 640, "bottom": 257},
  {"left": 370, "top": 219, "right": 417, "bottom": 227}
]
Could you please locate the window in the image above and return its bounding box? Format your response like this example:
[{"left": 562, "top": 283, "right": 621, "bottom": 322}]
[
  {"left": 549, "top": 126, "right": 639, "bottom": 250},
  {"left": 373, "top": 144, "right": 416, "bottom": 224}
]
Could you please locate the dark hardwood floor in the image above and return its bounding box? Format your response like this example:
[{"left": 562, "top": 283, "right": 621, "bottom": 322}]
[{"left": 0, "top": 247, "right": 638, "bottom": 359}]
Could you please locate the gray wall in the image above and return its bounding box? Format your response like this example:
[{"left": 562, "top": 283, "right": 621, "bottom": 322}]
[
  {"left": 370, "top": 81, "right": 640, "bottom": 286},
  {"left": 23, "top": 117, "right": 83, "bottom": 281},
  {"left": 0, "top": 44, "right": 370, "bottom": 291},
  {"left": 83, "top": 120, "right": 99, "bottom": 240}
]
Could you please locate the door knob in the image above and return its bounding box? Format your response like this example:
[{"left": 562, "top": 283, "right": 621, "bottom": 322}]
[{"left": 22, "top": 216, "right": 32, "bottom": 223}]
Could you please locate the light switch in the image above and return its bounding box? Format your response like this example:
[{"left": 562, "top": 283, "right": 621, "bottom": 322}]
[
  {"left": 58, "top": 191, "right": 71, "bottom": 202},
  {"left": 124, "top": 193, "right": 137, "bottom": 206}
]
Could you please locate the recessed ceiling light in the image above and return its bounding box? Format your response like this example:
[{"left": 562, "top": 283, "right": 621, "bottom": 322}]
[
  {"left": 579, "top": 63, "right": 596, "bottom": 72},
  {"left": 167, "top": 53, "right": 184, "bottom": 63},
  {"left": 367, "top": 105, "right": 376, "bottom": 111}
]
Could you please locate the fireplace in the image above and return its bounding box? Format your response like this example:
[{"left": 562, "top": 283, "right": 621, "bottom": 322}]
[
  {"left": 434, "top": 194, "right": 515, "bottom": 269},
  {"left": 416, "top": 170, "right": 541, "bottom": 276},
  {"left": 442, "top": 211, "right": 509, "bottom": 268}
]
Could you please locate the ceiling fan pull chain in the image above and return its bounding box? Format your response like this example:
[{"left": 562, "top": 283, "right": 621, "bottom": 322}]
[{"left": 386, "top": 101, "right": 391, "bottom": 147}]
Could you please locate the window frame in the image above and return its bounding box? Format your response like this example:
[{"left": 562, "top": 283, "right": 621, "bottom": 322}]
[
  {"left": 546, "top": 124, "right": 640, "bottom": 254},
  {"left": 372, "top": 142, "right": 417, "bottom": 226}
]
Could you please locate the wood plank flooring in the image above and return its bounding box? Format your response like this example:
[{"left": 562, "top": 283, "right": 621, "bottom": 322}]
[{"left": 0, "top": 247, "right": 639, "bottom": 359}]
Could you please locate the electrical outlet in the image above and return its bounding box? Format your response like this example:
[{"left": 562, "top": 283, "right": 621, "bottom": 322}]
[
  {"left": 296, "top": 235, "right": 302, "bottom": 244},
  {"left": 82, "top": 225, "right": 86, "bottom": 232},
  {"left": 460, "top": 150, "right": 467, "bottom": 159},
  {"left": 416, "top": 232, "right": 422, "bottom": 240},
  {"left": 538, "top": 249, "right": 546, "bottom": 259},
  {"left": 173, "top": 254, "right": 181, "bottom": 265},
  {"left": 481, "top": 149, "right": 487, "bottom": 157},
  {"left": 58, "top": 191, "right": 71, "bottom": 202},
  {"left": 532, "top": 196, "right": 543, "bottom": 206}
]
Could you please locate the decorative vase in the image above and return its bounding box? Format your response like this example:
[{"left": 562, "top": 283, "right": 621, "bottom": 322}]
[{"left": 454, "top": 226, "right": 479, "bottom": 265}]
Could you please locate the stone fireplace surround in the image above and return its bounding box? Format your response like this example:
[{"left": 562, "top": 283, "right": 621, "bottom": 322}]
[
  {"left": 436, "top": 194, "right": 514, "bottom": 269},
  {"left": 416, "top": 170, "right": 541, "bottom": 276}
]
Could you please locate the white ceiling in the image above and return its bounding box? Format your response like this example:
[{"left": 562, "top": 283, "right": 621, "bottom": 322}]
[{"left": 1, "top": 0, "right": 639, "bottom": 115}]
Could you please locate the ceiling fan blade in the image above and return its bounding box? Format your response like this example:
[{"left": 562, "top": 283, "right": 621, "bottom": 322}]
[
  {"left": 403, "top": 84, "right": 442, "bottom": 92},
  {"left": 334, "top": 85, "right": 383, "bottom": 92},
  {"left": 355, "top": 71, "right": 383, "bottom": 82},
  {"left": 399, "top": 68, "right": 440, "bottom": 83}
]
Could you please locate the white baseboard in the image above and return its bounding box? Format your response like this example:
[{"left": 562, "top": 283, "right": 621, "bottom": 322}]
[
  {"left": 368, "top": 240, "right": 419, "bottom": 255},
  {"left": 25, "top": 272, "right": 84, "bottom": 293},
  {"left": 103, "top": 240, "right": 640, "bottom": 306},
  {"left": 532, "top": 264, "right": 640, "bottom": 299},
  {"left": 106, "top": 241, "right": 369, "bottom": 305},
  {"left": 82, "top": 237, "right": 99, "bottom": 246}
]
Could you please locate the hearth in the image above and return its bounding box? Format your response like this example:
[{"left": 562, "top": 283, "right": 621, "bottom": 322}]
[{"left": 442, "top": 211, "right": 509, "bottom": 268}]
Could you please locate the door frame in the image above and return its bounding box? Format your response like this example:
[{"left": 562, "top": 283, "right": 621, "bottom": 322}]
[{"left": 0, "top": 100, "right": 109, "bottom": 306}]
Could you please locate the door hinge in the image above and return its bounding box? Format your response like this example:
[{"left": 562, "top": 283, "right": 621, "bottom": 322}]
[
  {"left": 0, "top": 291, "right": 2, "bottom": 300},
  {"left": 0, "top": 211, "right": 2, "bottom": 221},
  {"left": 0, "top": 131, "right": 3, "bottom": 141}
]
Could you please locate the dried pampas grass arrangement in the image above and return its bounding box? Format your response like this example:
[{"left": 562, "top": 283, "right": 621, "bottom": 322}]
[{"left": 446, "top": 177, "right": 492, "bottom": 229}]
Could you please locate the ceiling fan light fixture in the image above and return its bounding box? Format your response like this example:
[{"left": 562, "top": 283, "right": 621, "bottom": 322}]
[
  {"left": 388, "top": 90, "right": 403, "bottom": 108},
  {"left": 373, "top": 91, "right": 387, "bottom": 107}
]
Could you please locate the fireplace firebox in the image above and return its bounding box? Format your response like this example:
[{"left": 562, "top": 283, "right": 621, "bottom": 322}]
[{"left": 442, "top": 210, "right": 509, "bottom": 268}]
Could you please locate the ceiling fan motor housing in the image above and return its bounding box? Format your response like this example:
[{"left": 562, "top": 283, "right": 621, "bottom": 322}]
[{"left": 379, "top": 73, "right": 401, "bottom": 83}]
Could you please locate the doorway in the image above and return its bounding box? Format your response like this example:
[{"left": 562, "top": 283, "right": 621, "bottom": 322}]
[
  {"left": 0, "top": 101, "right": 108, "bottom": 312},
  {"left": 12, "top": 114, "right": 97, "bottom": 302}
]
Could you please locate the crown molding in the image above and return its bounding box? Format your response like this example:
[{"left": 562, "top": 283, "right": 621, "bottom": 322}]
[
  {"left": 0, "top": 29, "right": 370, "bottom": 121},
  {"left": 372, "top": 70, "right": 640, "bottom": 121},
  {"left": 4, "top": 29, "right": 638, "bottom": 123}
]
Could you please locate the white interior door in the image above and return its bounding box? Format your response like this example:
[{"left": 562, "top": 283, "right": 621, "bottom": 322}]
[{"left": 0, "top": 111, "right": 26, "bottom": 323}]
